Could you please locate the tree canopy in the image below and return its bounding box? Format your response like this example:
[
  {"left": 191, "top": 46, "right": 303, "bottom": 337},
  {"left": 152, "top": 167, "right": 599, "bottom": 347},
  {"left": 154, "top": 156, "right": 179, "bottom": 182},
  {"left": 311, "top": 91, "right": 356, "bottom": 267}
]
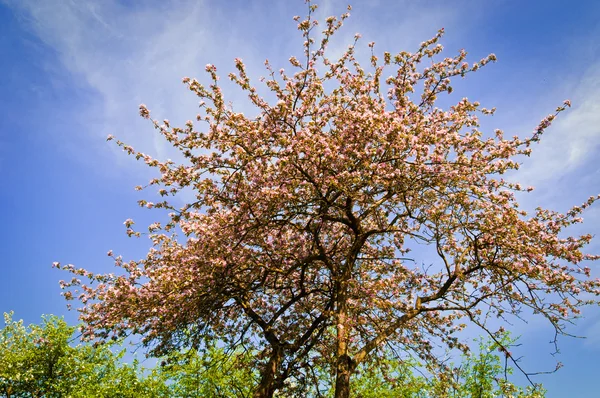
[{"left": 55, "top": 2, "right": 600, "bottom": 397}]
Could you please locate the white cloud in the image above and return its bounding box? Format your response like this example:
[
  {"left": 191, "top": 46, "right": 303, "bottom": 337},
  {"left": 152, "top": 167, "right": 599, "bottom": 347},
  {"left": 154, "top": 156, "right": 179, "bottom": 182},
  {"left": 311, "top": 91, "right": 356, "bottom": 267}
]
[
  {"left": 7, "top": 0, "right": 596, "bottom": 211},
  {"left": 513, "top": 64, "right": 600, "bottom": 189},
  {"left": 4, "top": 0, "right": 598, "bottom": 223},
  {"left": 2, "top": 0, "right": 476, "bottom": 177},
  {"left": 581, "top": 305, "right": 600, "bottom": 350},
  {"left": 2, "top": 0, "right": 279, "bottom": 176}
]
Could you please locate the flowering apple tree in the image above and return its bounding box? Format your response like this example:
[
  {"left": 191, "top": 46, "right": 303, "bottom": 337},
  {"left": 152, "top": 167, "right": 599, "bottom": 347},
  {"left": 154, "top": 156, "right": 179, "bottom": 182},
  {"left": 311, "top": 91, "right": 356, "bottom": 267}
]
[{"left": 55, "top": 2, "right": 600, "bottom": 397}]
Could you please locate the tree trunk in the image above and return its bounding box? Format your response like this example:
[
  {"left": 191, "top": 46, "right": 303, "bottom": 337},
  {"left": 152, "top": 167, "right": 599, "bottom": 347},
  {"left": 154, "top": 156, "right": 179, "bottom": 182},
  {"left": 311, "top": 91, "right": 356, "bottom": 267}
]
[
  {"left": 253, "top": 347, "right": 283, "bottom": 398},
  {"left": 334, "top": 276, "right": 355, "bottom": 398},
  {"left": 334, "top": 354, "right": 354, "bottom": 398}
]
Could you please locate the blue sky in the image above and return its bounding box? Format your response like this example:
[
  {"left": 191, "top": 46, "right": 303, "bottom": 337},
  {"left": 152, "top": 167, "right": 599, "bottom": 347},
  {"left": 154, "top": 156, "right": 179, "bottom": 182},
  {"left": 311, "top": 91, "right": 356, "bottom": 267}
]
[{"left": 1, "top": 0, "right": 599, "bottom": 395}]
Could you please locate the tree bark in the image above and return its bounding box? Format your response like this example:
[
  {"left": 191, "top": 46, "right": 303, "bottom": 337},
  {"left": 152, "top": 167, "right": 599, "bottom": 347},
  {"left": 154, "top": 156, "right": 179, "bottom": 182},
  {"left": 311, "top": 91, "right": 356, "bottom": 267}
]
[
  {"left": 334, "top": 353, "right": 355, "bottom": 398},
  {"left": 253, "top": 346, "right": 284, "bottom": 398},
  {"left": 334, "top": 276, "right": 355, "bottom": 398},
  {"left": 334, "top": 199, "right": 363, "bottom": 398}
]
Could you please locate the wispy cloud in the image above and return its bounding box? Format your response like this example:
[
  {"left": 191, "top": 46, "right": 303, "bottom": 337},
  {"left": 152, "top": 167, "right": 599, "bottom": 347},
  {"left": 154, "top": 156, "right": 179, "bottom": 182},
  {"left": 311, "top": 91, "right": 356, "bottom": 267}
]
[
  {"left": 2, "top": 0, "right": 473, "bottom": 178},
  {"left": 583, "top": 310, "right": 600, "bottom": 350},
  {"left": 515, "top": 64, "right": 600, "bottom": 189},
  {"left": 3, "top": 0, "right": 227, "bottom": 168},
  {"left": 4, "top": 0, "right": 598, "bottom": 208}
]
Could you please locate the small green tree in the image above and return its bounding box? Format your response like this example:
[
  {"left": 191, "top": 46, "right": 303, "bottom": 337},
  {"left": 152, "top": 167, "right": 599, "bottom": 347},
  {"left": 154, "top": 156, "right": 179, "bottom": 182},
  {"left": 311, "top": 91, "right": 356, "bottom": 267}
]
[
  {"left": 349, "top": 357, "right": 430, "bottom": 398},
  {"left": 0, "top": 312, "right": 81, "bottom": 397},
  {"left": 349, "top": 333, "right": 545, "bottom": 398},
  {"left": 156, "top": 346, "right": 258, "bottom": 398},
  {"left": 439, "top": 333, "right": 545, "bottom": 398},
  {"left": 0, "top": 312, "right": 167, "bottom": 398}
]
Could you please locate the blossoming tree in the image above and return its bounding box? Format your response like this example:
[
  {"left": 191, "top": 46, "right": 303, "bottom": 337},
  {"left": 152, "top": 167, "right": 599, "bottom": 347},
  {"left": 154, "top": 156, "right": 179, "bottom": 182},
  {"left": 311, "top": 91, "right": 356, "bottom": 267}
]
[{"left": 55, "top": 3, "right": 600, "bottom": 397}]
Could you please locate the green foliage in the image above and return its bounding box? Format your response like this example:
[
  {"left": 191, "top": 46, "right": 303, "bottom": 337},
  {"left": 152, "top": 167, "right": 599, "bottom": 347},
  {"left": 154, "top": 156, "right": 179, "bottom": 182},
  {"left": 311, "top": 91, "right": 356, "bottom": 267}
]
[
  {"left": 440, "top": 333, "right": 546, "bottom": 398},
  {"left": 279, "top": 333, "right": 545, "bottom": 398},
  {"left": 157, "top": 346, "right": 257, "bottom": 398},
  {"left": 349, "top": 357, "right": 430, "bottom": 398},
  {"left": 0, "top": 312, "right": 78, "bottom": 397},
  {"left": 349, "top": 333, "right": 546, "bottom": 398},
  {"left": 0, "top": 312, "right": 165, "bottom": 398},
  {"left": 0, "top": 312, "right": 256, "bottom": 397},
  {"left": 0, "top": 313, "right": 545, "bottom": 397}
]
